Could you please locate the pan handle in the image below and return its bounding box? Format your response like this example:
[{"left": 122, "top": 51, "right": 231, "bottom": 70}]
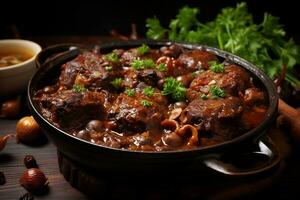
[
  {"left": 35, "top": 44, "right": 81, "bottom": 68},
  {"left": 202, "top": 136, "right": 281, "bottom": 176}
]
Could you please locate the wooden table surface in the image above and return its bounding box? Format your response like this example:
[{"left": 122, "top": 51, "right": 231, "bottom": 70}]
[{"left": 1, "top": 36, "right": 300, "bottom": 200}]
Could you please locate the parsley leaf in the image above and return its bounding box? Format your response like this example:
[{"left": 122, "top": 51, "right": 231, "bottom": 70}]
[
  {"left": 140, "top": 99, "right": 153, "bottom": 107},
  {"left": 125, "top": 88, "right": 136, "bottom": 97},
  {"left": 162, "top": 77, "right": 186, "bottom": 101},
  {"left": 72, "top": 84, "right": 87, "bottom": 93},
  {"left": 105, "top": 52, "right": 119, "bottom": 63},
  {"left": 157, "top": 63, "right": 167, "bottom": 72},
  {"left": 146, "top": 17, "right": 168, "bottom": 40},
  {"left": 200, "top": 94, "right": 208, "bottom": 100},
  {"left": 143, "top": 86, "right": 154, "bottom": 97},
  {"left": 137, "top": 44, "right": 150, "bottom": 55},
  {"left": 130, "top": 59, "right": 155, "bottom": 70},
  {"left": 209, "top": 61, "right": 225, "bottom": 73},
  {"left": 105, "top": 66, "right": 113, "bottom": 72},
  {"left": 210, "top": 85, "right": 226, "bottom": 98},
  {"left": 111, "top": 78, "right": 123, "bottom": 90}
]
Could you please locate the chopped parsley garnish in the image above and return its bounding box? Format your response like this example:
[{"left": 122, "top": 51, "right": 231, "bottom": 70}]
[
  {"left": 72, "top": 84, "right": 87, "bottom": 93},
  {"left": 137, "top": 44, "right": 150, "bottom": 55},
  {"left": 210, "top": 85, "right": 226, "bottom": 98},
  {"left": 140, "top": 99, "right": 153, "bottom": 107},
  {"left": 157, "top": 63, "right": 167, "bottom": 72},
  {"left": 130, "top": 59, "right": 155, "bottom": 70},
  {"left": 209, "top": 61, "right": 225, "bottom": 73},
  {"left": 200, "top": 94, "right": 208, "bottom": 100},
  {"left": 162, "top": 77, "right": 186, "bottom": 101},
  {"left": 105, "top": 66, "right": 113, "bottom": 72},
  {"left": 125, "top": 88, "right": 136, "bottom": 97},
  {"left": 110, "top": 78, "right": 123, "bottom": 90},
  {"left": 105, "top": 52, "right": 119, "bottom": 63},
  {"left": 143, "top": 86, "right": 155, "bottom": 97}
]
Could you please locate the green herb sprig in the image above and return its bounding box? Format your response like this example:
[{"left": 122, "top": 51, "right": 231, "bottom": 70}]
[
  {"left": 210, "top": 85, "right": 226, "bottom": 98},
  {"left": 143, "top": 86, "right": 155, "bottom": 97},
  {"left": 111, "top": 78, "right": 123, "bottom": 90},
  {"left": 140, "top": 99, "right": 153, "bottom": 107},
  {"left": 130, "top": 59, "right": 155, "bottom": 70},
  {"left": 137, "top": 44, "right": 150, "bottom": 55},
  {"left": 72, "top": 84, "right": 87, "bottom": 93},
  {"left": 125, "top": 88, "right": 136, "bottom": 97},
  {"left": 209, "top": 61, "right": 225, "bottom": 73},
  {"left": 162, "top": 77, "right": 186, "bottom": 101},
  {"left": 105, "top": 52, "right": 119, "bottom": 63}
]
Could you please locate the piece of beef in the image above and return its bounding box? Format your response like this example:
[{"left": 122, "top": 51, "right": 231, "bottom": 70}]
[
  {"left": 156, "top": 56, "right": 190, "bottom": 78},
  {"left": 177, "top": 50, "right": 218, "bottom": 71},
  {"left": 59, "top": 52, "right": 123, "bottom": 90},
  {"left": 123, "top": 68, "right": 160, "bottom": 88},
  {"left": 243, "top": 87, "right": 265, "bottom": 105},
  {"left": 180, "top": 97, "right": 244, "bottom": 139},
  {"left": 107, "top": 89, "right": 168, "bottom": 134},
  {"left": 160, "top": 45, "right": 184, "bottom": 58},
  {"left": 120, "top": 48, "right": 161, "bottom": 67},
  {"left": 187, "top": 64, "right": 251, "bottom": 100},
  {"left": 36, "top": 90, "right": 105, "bottom": 129}
]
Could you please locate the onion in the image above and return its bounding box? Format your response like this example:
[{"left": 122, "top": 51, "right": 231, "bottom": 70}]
[
  {"left": 16, "top": 116, "right": 42, "bottom": 145},
  {"left": 19, "top": 168, "right": 48, "bottom": 192}
]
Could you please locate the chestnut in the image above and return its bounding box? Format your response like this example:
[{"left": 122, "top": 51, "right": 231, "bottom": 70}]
[{"left": 19, "top": 168, "right": 48, "bottom": 192}]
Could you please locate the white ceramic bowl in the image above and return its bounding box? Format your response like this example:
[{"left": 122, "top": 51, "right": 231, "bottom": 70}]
[{"left": 0, "top": 39, "right": 42, "bottom": 97}]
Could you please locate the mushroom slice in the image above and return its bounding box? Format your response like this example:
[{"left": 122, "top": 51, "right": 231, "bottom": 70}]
[{"left": 177, "top": 125, "right": 199, "bottom": 146}]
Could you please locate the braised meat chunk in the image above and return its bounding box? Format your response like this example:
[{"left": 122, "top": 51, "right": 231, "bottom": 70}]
[
  {"left": 181, "top": 97, "right": 243, "bottom": 138},
  {"left": 178, "top": 49, "right": 219, "bottom": 71},
  {"left": 108, "top": 86, "right": 168, "bottom": 134},
  {"left": 187, "top": 64, "right": 250, "bottom": 100},
  {"left": 36, "top": 90, "right": 104, "bottom": 129}
]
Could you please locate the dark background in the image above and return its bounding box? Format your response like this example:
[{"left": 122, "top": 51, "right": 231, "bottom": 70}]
[{"left": 0, "top": 0, "right": 299, "bottom": 39}]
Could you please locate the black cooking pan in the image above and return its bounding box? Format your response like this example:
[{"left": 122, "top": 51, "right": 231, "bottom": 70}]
[{"left": 28, "top": 40, "right": 280, "bottom": 176}]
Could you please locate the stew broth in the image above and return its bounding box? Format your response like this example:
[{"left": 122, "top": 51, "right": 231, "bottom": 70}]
[{"left": 0, "top": 50, "right": 33, "bottom": 68}]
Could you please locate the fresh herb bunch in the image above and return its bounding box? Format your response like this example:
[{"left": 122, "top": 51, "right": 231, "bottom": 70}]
[{"left": 146, "top": 2, "right": 300, "bottom": 87}]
